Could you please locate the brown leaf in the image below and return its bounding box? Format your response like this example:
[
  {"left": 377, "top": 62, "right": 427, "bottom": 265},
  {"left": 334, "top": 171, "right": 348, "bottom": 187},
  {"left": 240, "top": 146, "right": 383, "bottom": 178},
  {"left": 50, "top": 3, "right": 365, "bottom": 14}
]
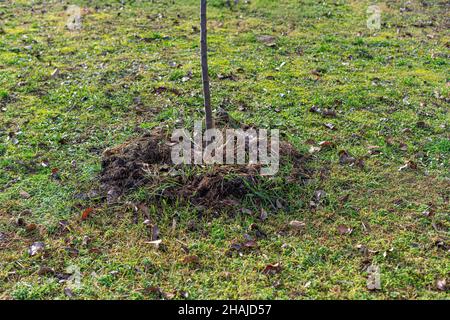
[
  {"left": 368, "top": 145, "right": 381, "bottom": 155},
  {"left": 402, "top": 128, "right": 412, "bottom": 134},
  {"left": 322, "top": 109, "right": 337, "bottom": 118},
  {"left": 243, "top": 240, "right": 258, "bottom": 249},
  {"left": 29, "top": 242, "right": 45, "bottom": 256},
  {"left": 275, "top": 199, "right": 284, "bottom": 209},
  {"left": 82, "top": 236, "right": 91, "bottom": 247},
  {"left": 399, "top": 142, "right": 408, "bottom": 151},
  {"left": 339, "top": 194, "right": 350, "bottom": 204},
  {"left": 107, "top": 188, "right": 120, "bottom": 204},
  {"left": 356, "top": 244, "right": 369, "bottom": 256},
  {"left": 89, "top": 248, "right": 102, "bottom": 254},
  {"left": 311, "top": 69, "right": 322, "bottom": 77},
  {"left": 151, "top": 224, "right": 160, "bottom": 241},
  {"left": 37, "top": 266, "right": 55, "bottom": 276},
  {"left": 249, "top": 223, "right": 267, "bottom": 239},
  {"left": 217, "top": 73, "right": 237, "bottom": 81},
  {"left": 385, "top": 136, "right": 395, "bottom": 146},
  {"left": 144, "top": 286, "right": 165, "bottom": 299},
  {"left": 153, "top": 86, "right": 181, "bottom": 96},
  {"left": 51, "top": 168, "right": 60, "bottom": 179},
  {"left": 436, "top": 279, "right": 447, "bottom": 291},
  {"left": 355, "top": 158, "right": 365, "bottom": 169},
  {"left": 64, "top": 247, "right": 79, "bottom": 257},
  {"left": 309, "top": 105, "right": 321, "bottom": 114},
  {"left": 25, "top": 223, "right": 37, "bottom": 232},
  {"left": 337, "top": 225, "right": 353, "bottom": 235},
  {"left": 310, "top": 190, "right": 326, "bottom": 209},
  {"left": 339, "top": 150, "right": 356, "bottom": 165},
  {"left": 416, "top": 121, "right": 428, "bottom": 129},
  {"left": 64, "top": 287, "right": 74, "bottom": 298},
  {"left": 289, "top": 220, "right": 306, "bottom": 229},
  {"left": 228, "top": 242, "right": 243, "bottom": 254},
  {"left": 262, "top": 263, "right": 282, "bottom": 275},
  {"left": 182, "top": 255, "right": 200, "bottom": 265},
  {"left": 398, "top": 160, "right": 417, "bottom": 171},
  {"left": 19, "top": 191, "right": 31, "bottom": 199},
  {"left": 146, "top": 239, "right": 162, "bottom": 249},
  {"left": 318, "top": 141, "right": 334, "bottom": 148},
  {"left": 422, "top": 206, "right": 435, "bottom": 217},
  {"left": 257, "top": 35, "right": 277, "bottom": 47},
  {"left": 81, "top": 207, "right": 93, "bottom": 221},
  {"left": 259, "top": 208, "right": 268, "bottom": 221}
]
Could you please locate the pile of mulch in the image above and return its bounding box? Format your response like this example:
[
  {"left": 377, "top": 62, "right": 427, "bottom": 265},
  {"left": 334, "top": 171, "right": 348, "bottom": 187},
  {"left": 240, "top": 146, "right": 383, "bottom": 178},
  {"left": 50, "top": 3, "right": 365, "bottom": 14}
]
[{"left": 99, "top": 127, "right": 310, "bottom": 208}]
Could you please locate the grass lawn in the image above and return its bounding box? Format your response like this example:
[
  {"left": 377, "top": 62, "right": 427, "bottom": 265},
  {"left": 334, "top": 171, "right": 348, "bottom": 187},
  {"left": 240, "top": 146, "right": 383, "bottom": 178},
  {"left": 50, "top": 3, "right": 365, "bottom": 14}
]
[{"left": 0, "top": 0, "right": 449, "bottom": 299}]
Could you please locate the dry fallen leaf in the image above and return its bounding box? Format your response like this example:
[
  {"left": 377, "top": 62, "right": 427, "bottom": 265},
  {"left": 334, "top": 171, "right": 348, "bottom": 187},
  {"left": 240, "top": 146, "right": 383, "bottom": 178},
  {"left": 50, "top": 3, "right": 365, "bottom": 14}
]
[
  {"left": 276, "top": 199, "right": 284, "bottom": 209},
  {"left": 262, "top": 263, "right": 282, "bottom": 275},
  {"left": 243, "top": 240, "right": 258, "bottom": 249},
  {"left": 144, "top": 286, "right": 165, "bottom": 299},
  {"left": 368, "top": 145, "right": 381, "bottom": 155},
  {"left": 29, "top": 242, "right": 45, "bottom": 256},
  {"left": 151, "top": 224, "right": 160, "bottom": 241},
  {"left": 310, "top": 190, "right": 326, "bottom": 209},
  {"left": 309, "top": 146, "right": 321, "bottom": 154},
  {"left": 339, "top": 150, "right": 356, "bottom": 165},
  {"left": 399, "top": 142, "right": 408, "bottom": 151},
  {"left": 257, "top": 35, "right": 277, "bottom": 47},
  {"left": 37, "top": 266, "right": 55, "bottom": 276},
  {"left": 182, "top": 255, "right": 200, "bottom": 265},
  {"left": 64, "top": 287, "right": 74, "bottom": 298},
  {"left": 146, "top": 239, "right": 162, "bottom": 249},
  {"left": 436, "top": 279, "right": 447, "bottom": 291},
  {"left": 82, "top": 236, "right": 91, "bottom": 247},
  {"left": 137, "top": 203, "right": 150, "bottom": 219},
  {"left": 309, "top": 105, "right": 321, "bottom": 114},
  {"left": 337, "top": 225, "right": 353, "bottom": 235},
  {"left": 64, "top": 247, "right": 79, "bottom": 257},
  {"left": 398, "top": 160, "right": 417, "bottom": 171},
  {"left": 289, "top": 220, "right": 306, "bottom": 229},
  {"left": 260, "top": 208, "right": 268, "bottom": 221},
  {"left": 322, "top": 109, "right": 337, "bottom": 118},
  {"left": 19, "top": 191, "right": 31, "bottom": 199},
  {"left": 25, "top": 223, "right": 37, "bottom": 232},
  {"left": 81, "top": 207, "right": 93, "bottom": 221},
  {"left": 318, "top": 141, "right": 334, "bottom": 148},
  {"left": 51, "top": 68, "right": 60, "bottom": 79}
]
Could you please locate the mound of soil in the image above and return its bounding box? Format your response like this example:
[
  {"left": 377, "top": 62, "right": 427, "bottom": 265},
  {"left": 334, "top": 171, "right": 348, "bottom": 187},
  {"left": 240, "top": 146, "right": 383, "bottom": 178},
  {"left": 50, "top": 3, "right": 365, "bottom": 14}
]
[
  {"left": 100, "top": 129, "right": 171, "bottom": 194},
  {"left": 99, "top": 127, "right": 309, "bottom": 208}
]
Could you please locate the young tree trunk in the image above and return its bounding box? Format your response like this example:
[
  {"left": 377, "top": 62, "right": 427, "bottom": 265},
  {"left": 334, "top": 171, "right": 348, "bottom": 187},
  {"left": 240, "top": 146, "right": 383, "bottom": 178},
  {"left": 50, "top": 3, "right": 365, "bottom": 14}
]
[{"left": 200, "top": 0, "right": 214, "bottom": 130}]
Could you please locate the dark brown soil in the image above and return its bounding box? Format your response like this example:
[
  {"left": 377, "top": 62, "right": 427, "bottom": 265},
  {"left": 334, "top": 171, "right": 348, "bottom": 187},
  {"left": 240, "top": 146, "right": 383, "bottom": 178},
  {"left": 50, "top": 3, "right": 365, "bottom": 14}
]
[
  {"left": 99, "top": 127, "right": 309, "bottom": 207},
  {"left": 99, "top": 128, "right": 171, "bottom": 195}
]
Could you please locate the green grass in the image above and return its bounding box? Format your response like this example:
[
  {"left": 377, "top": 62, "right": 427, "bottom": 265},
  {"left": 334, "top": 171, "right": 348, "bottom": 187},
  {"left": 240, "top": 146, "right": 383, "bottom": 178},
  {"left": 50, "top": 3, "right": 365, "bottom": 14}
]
[{"left": 0, "top": 0, "right": 449, "bottom": 300}]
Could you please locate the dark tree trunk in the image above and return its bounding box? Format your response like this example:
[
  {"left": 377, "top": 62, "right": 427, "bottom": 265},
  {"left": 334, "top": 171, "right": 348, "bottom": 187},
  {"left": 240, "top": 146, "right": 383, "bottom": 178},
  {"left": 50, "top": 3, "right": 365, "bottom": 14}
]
[{"left": 200, "top": 0, "right": 214, "bottom": 130}]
